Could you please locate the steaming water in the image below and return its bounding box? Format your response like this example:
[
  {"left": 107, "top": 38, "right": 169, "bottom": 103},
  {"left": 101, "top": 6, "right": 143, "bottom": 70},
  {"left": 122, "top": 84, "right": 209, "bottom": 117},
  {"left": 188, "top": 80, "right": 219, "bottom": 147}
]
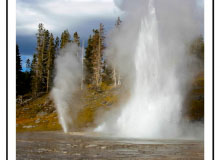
[
  {"left": 116, "top": 1, "right": 181, "bottom": 138},
  {"left": 51, "top": 44, "right": 83, "bottom": 133},
  {"left": 95, "top": 0, "right": 192, "bottom": 139},
  {"left": 51, "top": 0, "right": 203, "bottom": 139}
]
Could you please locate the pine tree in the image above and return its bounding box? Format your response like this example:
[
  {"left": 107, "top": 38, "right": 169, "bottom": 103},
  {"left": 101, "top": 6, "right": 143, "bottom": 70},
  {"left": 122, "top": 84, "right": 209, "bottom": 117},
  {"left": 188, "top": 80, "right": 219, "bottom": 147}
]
[
  {"left": 30, "top": 54, "right": 38, "bottom": 96},
  {"left": 81, "top": 40, "right": 85, "bottom": 90},
  {"left": 16, "top": 45, "right": 32, "bottom": 96},
  {"left": 85, "top": 35, "right": 94, "bottom": 84},
  {"left": 33, "top": 23, "right": 45, "bottom": 95},
  {"left": 41, "top": 29, "right": 50, "bottom": 91},
  {"left": 84, "top": 24, "right": 105, "bottom": 87},
  {"left": 92, "top": 29, "right": 100, "bottom": 86},
  {"left": 23, "top": 59, "right": 31, "bottom": 94},
  {"left": 60, "top": 30, "right": 70, "bottom": 49},
  {"left": 26, "top": 59, "right": 31, "bottom": 70},
  {"left": 31, "top": 23, "right": 51, "bottom": 95},
  {"left": 73, "top": 32, "right": 80, "bottom": 47},
  {"left": 93, "top": 24, "right": 105, "bottom": 86},
  {"left": 99, "top": 23, "right": 106, "bottom": 83},
  {"left": 54, "top": 36, "right": 60, "bottom": 57},
  {"left": 46, "top": 33, "right": 55, "bottom": 92},
  {"left": 16, "top": 44, "right": 23, "bottom": 96},
  {"left": 16, "top": 44, "right": 22, "bottom": 75},
  {"left": 91, "top": 29, "right": 101, "bottom": 86},
  {"left": 113, "top": 17, "right": 122, "bottom": 87}
]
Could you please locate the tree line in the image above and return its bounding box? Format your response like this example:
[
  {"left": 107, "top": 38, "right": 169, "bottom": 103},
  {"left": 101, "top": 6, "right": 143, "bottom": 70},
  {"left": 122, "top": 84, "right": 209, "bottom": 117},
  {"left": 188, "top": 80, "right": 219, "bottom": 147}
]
[
  {"left": 16, "top": 17, "right": 123, "bottom": 97},
  {"left": 16, "top": 17, "right": 204, "bottom": 97}
]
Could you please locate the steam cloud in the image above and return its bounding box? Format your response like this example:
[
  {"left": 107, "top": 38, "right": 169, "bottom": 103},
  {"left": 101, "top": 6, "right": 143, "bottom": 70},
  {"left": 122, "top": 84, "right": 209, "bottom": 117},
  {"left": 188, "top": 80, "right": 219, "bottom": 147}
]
[
  {"left": 95, "top": 0, "right": 204, "bottom": 139},
  {"left": 51, "top": 43, "right": 83, "bottom": 132},
  {"left": 51, "top": 0, "right": 204, "bottom": 139}
]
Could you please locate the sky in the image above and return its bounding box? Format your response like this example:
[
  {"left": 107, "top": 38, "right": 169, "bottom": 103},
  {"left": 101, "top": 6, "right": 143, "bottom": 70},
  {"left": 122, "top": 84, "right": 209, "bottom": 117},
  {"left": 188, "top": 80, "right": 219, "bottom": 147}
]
[
  {"left": 16, "top": 0, "right": 122, "bottom": 71},
  {"left": 16, "top": 0, "right": 203, "bottom": 71}
]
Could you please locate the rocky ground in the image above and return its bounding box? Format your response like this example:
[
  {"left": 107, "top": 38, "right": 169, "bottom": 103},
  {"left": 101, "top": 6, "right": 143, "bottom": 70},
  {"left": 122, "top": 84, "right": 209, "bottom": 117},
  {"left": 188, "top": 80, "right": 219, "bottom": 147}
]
[{"left": 17, "top": 131, "right": 204, "bottom": 160}]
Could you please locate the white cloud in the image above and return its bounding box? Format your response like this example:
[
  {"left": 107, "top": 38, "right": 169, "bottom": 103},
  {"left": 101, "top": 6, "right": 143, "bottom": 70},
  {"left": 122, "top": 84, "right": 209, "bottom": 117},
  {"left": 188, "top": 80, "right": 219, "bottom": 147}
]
[
  {"left": 46, "top": 1, "right": 116, "bottom": 16},
  {"left": 16, "top": 0, "right": 122, "bottom": 36}
]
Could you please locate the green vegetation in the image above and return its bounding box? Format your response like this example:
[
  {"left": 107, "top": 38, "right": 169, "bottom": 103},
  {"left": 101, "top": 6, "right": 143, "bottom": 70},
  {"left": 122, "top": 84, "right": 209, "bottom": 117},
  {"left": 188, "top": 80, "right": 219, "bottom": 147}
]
[
  {"left": 16, "top": 83, "right": 124, "bottom": 132},
  {"left": 75, "top": 83, "right": 120, "bottom": 129},
  {"left": 16, "top": 94, "right": 61, "bottom": 132}
]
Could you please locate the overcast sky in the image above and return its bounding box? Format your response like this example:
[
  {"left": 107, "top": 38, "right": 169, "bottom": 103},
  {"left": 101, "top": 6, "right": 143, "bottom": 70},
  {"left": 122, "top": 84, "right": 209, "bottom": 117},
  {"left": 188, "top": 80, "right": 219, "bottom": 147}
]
[
  {"left": 16, "top": 0, "right": 122, "bottom": 70},
  {"left": 16, "top": 0, "right": 203, "bottom": 71}
]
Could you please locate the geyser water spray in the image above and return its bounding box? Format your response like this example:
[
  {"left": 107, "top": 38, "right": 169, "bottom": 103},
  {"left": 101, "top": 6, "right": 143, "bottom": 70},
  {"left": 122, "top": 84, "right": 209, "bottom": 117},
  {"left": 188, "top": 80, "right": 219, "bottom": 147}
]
[
  {"left": 51, "top": 43, "right": 83, "bottom": 132},
  {"left": 51, "top": 0, "right": 203, "bottom": 139},
  {"left": 95, "top": 0, "right": 203, "bottom": 139}
]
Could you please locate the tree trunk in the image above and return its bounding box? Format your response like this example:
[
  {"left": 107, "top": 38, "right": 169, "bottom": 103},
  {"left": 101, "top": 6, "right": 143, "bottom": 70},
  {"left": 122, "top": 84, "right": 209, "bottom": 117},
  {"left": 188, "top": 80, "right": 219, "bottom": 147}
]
[
  {"left": 113, "top": 67, "right": 117, "bottom": 87},
  {"left": 81, "top": 41, "right": 84, "bottom": 90},
  {"left": 117, "top": 73, "right": 121, "bottom": 86},
  {"left": 46, "top": 70, "right": 50, "bottom": 93},
  {"left": 96, "top": 32, "right": 101, "bottom": 87}
]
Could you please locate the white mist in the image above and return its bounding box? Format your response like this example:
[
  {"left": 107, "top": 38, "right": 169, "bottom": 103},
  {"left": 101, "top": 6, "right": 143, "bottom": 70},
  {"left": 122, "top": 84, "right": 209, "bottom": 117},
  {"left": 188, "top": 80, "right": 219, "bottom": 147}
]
[
  {"left": 95, "top": 0, "right": 203, "bottom": 139},
  {"left": 51, "top": 43, "right": 83, "bottom": 132}
]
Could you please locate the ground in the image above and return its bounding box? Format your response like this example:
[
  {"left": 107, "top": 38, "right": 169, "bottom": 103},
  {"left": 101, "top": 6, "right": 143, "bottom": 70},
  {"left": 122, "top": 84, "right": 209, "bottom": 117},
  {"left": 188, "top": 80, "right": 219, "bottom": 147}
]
[
  {"left": 16, "top": 79, "right": 204, "bottom": 159},
  {"left": 16, "top": 83, "right": 122, "bottom": 132},
  {"left": 17, "top": 131, "right": 204, "bottom": 160}
]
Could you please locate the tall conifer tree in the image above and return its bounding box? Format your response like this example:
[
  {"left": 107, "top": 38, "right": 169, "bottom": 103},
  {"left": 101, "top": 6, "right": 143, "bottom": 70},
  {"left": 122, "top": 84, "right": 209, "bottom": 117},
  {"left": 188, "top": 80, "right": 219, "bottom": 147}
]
[
  {"left": 54, "top": 36, "right": 60, "bottom": 57},
  {"left": 85, "top": 35, "right": 94, "bottom": 84},
  {"left": 73, "top": 32, "right": 80, "bottom": 46},
  {"left": 46, "top": 33, "right": 55, "bottom": 92},
  {"left": 30, "top": 54, "right": 38, "bottom": 96},
  {"left": 113, "top": 17, "right": 122, "bottom": 87},
  {"left": 16, "top": 44, "right": 23, "bottom": 96},
  {"left": 60, "top": 30, "right": 70, "bottom": 48},
  {"left": 84, "top": 24, "right": 105, "bottom": 87}
]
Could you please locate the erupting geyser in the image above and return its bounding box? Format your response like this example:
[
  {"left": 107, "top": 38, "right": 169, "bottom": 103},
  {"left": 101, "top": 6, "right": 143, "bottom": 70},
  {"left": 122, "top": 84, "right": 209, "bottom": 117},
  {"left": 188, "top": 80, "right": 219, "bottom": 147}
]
[
  {"left": 95, "top": 0, "right": 203, "bottom": 139},
  {"left": 51, "top": 44, "right": 83, "bottom": 132},
  {"left": 51, "top": 0, "right": 203, "bottom": 139}
]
